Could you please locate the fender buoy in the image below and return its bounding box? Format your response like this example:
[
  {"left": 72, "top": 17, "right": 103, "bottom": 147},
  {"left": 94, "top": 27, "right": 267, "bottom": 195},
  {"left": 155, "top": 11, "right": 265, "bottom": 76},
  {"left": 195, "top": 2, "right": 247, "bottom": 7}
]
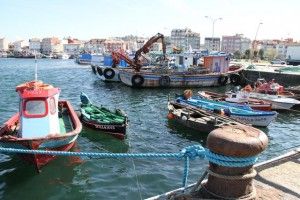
[
  {"left": 230, "top": 74, "right": 241, "bottom": 86},
  {"left": 218, "top": 75, "right": 228, "bottom": 86},
  {"left": 131, "top": 74, "right": 144, "bottom": 87},
  {"left": 103, "top": 68, "right": 115, "bottom": 79},
  {"left": 91, "top": 65, "right": 96, "bottom": 74},
  {"left": 159, "top": 75, "right": 171, "bottom": 87},
  {"left": 96, "top": 66, "right": 103, "bottom": 76}
]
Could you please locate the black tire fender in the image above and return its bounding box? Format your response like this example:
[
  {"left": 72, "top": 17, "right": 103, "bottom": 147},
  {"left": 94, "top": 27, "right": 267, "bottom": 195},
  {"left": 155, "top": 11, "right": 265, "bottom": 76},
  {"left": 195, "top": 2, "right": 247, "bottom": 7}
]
[
  {"left": 159, "top": 75, "right": 171, "bottom": 87},
  {"left": 96, "top": 66, "right": 103, "bottom": 76},
  {"left": 218, "top": 75, "right": 228, "bottom": 86},
  {"left": 92, "top": 65, "right": 96, "bottom": 74},
  {"left": 230, "top": 74, "right": 241, "bottom": 86},
  {"left": 131, "top": 74, "right": 144, "bottom": 87},
  {"left": 103, "top": 68, "right": 115, "bottom": 79}
]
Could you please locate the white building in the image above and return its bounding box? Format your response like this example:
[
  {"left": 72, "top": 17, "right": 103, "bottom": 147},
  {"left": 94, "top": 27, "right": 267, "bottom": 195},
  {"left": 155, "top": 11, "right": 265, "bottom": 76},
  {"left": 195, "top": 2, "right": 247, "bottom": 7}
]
[
  {"left": 13, "top": 40, "right": 29, "bottom": 52},
  {"left": 171, "top": 28, "right": 201, "bottom": 51},
  {"left": 221, "top": 34, "right": 251, "bottom": 54},
  {"left": 204, "top": 37, "right": 221, "bottom": 51},
  {"left": 0, "top": 38, "right": 9, "bottom": 51},
  {"left": 29, "top": 38, "right": 41, "bottom": 53},
  {"left": 41, "top": 37, "right": 60, "bottom": 54}
]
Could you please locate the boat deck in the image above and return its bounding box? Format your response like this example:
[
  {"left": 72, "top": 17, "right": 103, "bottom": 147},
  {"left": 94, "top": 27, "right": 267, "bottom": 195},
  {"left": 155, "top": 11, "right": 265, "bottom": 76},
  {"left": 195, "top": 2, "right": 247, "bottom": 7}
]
[{"left": 146, "top": 148, "right": 300, "bottom": 200}]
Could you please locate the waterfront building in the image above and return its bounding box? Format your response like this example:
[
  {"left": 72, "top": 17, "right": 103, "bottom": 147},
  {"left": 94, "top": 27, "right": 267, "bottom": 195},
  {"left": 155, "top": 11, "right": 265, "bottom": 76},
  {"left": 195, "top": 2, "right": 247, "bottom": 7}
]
[
  {"left": 0, "top": 38, "right": 9, "bottom": 51},
  {"left": 103, "top": 39, "right": 126, "bottom": 52},
  {"left": 41, "top": 37, "right": 61, "bottom": 55},
  {"left": 253, "top": 39, "right": 294, "bottom": 60},
  {"left": 13, "top": 40, "right": 29, "bottom": 52},
  {"left": 29, "top": 38, "right": 41, "bottom": 53},
  {"left": 171, "top": 28, "right": 201, "bottom": 51},
  {"left": 64, "top": 42, "right": 83, "bottom": 55},
  {"left": 84, "top": 39, "right": 105, "bottom": 53},
  {"left": 221, "top": 34, "right": 251, "bottom": 54},
  {"left": 204, "top": 37, "right": 221, "bottom": 51}
]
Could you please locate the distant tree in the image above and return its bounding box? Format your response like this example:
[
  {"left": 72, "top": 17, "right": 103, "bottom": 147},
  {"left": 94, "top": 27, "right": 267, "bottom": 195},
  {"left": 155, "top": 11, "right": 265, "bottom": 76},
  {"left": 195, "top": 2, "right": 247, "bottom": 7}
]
[
  {"left": 244, "top": 49, "right": 251, "bottom": 59},
  {"left": 258, "top": 49, "right": 264, "bottom": 60},
  {"left": 233, "top": 51, "right": 241, "bottom": 59}
]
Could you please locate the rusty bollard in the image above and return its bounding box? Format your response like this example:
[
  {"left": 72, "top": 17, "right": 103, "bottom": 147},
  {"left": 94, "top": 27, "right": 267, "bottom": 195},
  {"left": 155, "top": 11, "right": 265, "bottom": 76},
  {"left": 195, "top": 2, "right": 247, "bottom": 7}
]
[{"left": 197, "top": 125, "right": 268, "bottom": 199}]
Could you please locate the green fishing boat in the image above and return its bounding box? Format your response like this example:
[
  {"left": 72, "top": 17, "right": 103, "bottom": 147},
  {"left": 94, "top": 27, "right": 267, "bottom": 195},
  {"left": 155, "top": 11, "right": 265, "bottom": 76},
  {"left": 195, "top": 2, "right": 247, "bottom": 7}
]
[{"left": 80, "top": 93, "right": 128, "bottom": 139}]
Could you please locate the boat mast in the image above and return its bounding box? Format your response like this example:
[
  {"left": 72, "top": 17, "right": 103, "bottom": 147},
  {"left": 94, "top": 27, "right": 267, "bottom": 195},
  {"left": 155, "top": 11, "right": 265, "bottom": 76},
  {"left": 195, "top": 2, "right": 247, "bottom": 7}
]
[{"left": 34, "top": 50, "right": 38, "bottom": 81}]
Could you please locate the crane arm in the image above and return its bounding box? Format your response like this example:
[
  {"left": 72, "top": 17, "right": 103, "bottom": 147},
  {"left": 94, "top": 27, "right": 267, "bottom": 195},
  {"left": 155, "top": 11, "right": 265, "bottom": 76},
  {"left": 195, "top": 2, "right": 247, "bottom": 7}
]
[
  {"left": 111, "top": 51, "right": 142, "bottom": 71},
  {"left": 134, "top": 33, "right": 166, "bottom": 65}
]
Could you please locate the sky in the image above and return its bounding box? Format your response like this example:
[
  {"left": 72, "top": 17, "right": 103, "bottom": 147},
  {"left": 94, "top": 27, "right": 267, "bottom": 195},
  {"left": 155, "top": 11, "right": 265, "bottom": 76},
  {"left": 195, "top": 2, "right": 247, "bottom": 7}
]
[{"left": 0, "top": 0, "right": 299, "bottom": 42}]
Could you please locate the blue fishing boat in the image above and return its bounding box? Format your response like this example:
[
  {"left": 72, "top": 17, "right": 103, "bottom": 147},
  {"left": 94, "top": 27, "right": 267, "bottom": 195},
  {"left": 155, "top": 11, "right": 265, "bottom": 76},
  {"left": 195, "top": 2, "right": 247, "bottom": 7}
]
[
  {"left": 177, "top": 96, "right": 277, "bottom": 127},
  {"left": 76, "top": 53, "right": 92, "bottom": 65}
]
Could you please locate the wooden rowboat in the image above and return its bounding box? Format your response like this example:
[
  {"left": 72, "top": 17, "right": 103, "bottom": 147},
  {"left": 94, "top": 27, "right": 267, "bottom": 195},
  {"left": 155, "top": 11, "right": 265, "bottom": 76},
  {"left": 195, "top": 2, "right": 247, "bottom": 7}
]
[{"left": 168, "top": 101, "right": 245, "bottom": 133}]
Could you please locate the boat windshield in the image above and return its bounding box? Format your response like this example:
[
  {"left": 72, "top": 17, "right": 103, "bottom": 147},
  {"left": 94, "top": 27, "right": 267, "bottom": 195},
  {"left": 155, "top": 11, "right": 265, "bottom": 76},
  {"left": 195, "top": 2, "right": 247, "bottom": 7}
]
[{"left": 24, "top": 100, "right": 47, "bottom": 117}]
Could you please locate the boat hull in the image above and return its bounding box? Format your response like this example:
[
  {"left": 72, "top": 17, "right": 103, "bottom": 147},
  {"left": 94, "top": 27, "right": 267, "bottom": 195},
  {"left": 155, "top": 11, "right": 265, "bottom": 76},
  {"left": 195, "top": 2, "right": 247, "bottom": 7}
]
[
  {"left": 231, "top": 114, "right": 276, "bottom": 127},
  {"left": 81, "top": 117, "right": 126, "bottom": 140},
  {"left": 168, "top": 102, "right": 243, "bottom": 133},
  {"left": 0, "top": 100, "right": 82, "bottom": 171},
  {"left": 249, "top": 92, "right": 300, "bottom": 110},
  {"left": 119, "top": 68, "right": 240, "bottom": 88}
]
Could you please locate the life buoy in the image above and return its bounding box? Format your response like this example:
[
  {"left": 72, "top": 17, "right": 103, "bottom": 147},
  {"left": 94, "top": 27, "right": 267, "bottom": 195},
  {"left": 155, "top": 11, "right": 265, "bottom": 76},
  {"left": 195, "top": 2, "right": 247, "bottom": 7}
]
[
  {"left": 159, "top": 75, "right": 171, "bottom": 87},
  {"left": 131, "top": 74, "right": 144, "bottom": 87},
  {"left": 103, "top": 68, "right": 115, "bottom": 79},
  {"left": 230, "top": 74, "right": 241, "bottom": 86},
  {"left": 218, "top": 75, "right": 228, "bottom": 86},
  {"left": 96, "top": 67, "right": 103, "bottom": 76},
  {"left": 91, "top": 65, "right": 96, "bottom": 74}
]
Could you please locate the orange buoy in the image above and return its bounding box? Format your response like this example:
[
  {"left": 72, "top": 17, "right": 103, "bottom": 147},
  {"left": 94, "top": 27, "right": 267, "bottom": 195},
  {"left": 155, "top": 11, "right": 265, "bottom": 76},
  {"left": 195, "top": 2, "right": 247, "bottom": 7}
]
[{"left": 167, "top": 113, "right": 175, "bottom": 120}]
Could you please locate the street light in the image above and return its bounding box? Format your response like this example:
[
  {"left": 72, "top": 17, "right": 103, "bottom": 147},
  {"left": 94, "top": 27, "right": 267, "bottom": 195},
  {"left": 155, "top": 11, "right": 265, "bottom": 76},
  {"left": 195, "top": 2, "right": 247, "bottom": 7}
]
[
  {"left": 205, "top": 16, "right": 223, "bottom": 51},
  {"left": 252, "top": 22, "right": 263, "bottom": 60}
]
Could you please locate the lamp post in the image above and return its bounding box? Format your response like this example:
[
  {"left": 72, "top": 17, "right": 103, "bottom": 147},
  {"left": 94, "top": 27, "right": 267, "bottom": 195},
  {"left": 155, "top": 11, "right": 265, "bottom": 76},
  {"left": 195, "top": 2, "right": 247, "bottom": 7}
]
[
  {"left": 252, "top": 22, "right": 263, "bottom": 61},
  {"left": 205, "top": 16, "right": 222, "bottom": 51}
]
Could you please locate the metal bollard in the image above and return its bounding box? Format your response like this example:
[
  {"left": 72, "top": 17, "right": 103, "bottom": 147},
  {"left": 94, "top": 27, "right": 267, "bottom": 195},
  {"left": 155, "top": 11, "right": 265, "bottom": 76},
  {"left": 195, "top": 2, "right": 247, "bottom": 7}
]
[{"left": 198, "top": 125, "right": 268, "bottom": 199}]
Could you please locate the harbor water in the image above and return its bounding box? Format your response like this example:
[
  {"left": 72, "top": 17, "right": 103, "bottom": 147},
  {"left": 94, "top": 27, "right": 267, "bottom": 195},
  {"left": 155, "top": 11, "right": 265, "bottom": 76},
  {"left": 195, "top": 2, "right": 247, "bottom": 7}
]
[{"left": 0, "top": 58, "right": 299, "bottom": 199}]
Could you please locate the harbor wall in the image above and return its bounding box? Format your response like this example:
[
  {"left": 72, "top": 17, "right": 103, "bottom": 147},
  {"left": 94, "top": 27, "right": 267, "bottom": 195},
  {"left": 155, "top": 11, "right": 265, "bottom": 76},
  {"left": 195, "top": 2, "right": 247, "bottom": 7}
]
[{"left": 242, "top": 70, "right": 300, "bottom": 86}]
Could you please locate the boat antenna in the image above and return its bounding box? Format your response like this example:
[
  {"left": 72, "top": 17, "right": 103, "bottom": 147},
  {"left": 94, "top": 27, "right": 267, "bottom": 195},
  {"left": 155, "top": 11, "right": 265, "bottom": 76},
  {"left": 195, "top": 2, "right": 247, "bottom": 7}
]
[{"left": 34, "top": 50, "right": 38, "bottom": 81}]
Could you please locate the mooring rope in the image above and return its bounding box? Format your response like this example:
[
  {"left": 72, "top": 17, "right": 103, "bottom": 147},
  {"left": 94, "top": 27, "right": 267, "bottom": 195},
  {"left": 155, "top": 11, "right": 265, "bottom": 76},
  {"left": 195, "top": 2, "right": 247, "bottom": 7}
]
[{"left": 0, "top": 145, "right": 259, "bottom": 188}]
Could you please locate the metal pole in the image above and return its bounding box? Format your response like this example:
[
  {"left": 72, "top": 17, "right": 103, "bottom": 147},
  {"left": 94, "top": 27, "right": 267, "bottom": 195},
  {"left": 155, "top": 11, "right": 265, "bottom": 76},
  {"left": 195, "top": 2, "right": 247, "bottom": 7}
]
[{"left": 252, "top": 22, "right": 263, "bottom": 61}]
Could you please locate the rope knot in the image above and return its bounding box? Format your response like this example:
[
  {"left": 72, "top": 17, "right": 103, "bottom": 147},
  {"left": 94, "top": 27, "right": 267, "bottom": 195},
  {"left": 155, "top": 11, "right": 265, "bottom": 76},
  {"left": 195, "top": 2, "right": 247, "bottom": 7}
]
[{"left": 180, "top": 145, "right": 205, "bottom": 160}]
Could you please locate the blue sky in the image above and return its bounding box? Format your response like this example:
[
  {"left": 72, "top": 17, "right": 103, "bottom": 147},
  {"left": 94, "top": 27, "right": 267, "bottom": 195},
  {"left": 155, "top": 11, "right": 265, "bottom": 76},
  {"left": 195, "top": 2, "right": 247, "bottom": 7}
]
[{"left": 0, "top": 0, "right": 299, "bottom": 42}]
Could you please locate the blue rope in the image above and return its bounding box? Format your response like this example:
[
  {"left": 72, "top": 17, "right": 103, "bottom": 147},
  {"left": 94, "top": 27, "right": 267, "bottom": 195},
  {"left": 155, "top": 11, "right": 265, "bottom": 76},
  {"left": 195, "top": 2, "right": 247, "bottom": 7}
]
[{"left": 0, "top": 145, "right": 259, "bottom": 187}]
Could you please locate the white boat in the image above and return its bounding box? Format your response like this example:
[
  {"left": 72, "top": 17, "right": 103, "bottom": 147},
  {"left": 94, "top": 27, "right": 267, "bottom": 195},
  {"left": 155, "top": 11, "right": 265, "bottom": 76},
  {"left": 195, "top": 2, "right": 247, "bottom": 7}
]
[
  {"left": 249, "top": 92, "right": 300, "bottom": 110},
  {"left": 61, "top": 53, "right": 69, "bottom": 60}
]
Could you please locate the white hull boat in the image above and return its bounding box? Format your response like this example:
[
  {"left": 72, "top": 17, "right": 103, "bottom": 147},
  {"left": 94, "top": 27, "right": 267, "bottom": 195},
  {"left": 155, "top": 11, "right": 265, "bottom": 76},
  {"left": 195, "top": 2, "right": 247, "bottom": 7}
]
[{"left": 249, "top": 92, "right": 300, "bottom": 110}]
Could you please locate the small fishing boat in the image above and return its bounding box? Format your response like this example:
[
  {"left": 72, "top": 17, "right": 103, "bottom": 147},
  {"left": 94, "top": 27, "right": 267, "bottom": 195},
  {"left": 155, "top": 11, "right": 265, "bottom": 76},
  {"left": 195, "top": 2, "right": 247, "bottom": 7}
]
[
  {"left": 249, "top": 92, "right": 300, "bottom": 110},
  {"left": 168, "top": 101, "right": 245, "bottom": 133},
  {"left": 198, "top": 90, "right": 272, "bottom": 111},
  {"left": 177, "top": 96, "right": 277, "bottom": 127},
  {"left": 79, "top": 93, "right": 127, "bottom": 140},
  {"left": 75, "top": 53, "right": 92, "bottom": 65},
  {"left": 0, "top": 80, "right": 82, "bottom": 171},
  {"left": 254, "top": 78, "right": 294, "bottom": 97}
]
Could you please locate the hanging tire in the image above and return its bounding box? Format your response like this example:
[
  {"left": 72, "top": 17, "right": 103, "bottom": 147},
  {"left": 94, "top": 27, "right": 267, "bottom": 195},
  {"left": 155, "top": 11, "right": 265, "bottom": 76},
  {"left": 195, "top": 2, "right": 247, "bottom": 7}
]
[
  {"left": 230, "top": 74, "right": 241, "bottom": 86},
  {"left": 96, "top": 66, "right": 103, "bottom": 76},
  {"left": 159, "top": 75, "right": 171, "bottom": 87},
  {"left": 218, "top": 75, "right": 228, "bottom": 86},
  {"left": 131, "top": 74, "right": 144, "bottom": 87},
  {"left": 103, "top": 68, "right": 115, "bottom": 79},
  {"left": 91, "top": 65, "right": 96, "bottom": 74}
]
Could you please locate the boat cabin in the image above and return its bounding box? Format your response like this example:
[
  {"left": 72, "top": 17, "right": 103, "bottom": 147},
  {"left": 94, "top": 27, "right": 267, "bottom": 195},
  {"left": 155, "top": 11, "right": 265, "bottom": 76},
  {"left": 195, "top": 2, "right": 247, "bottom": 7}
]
[
  {"left": 16, "top": 81, "right": 61, "bottom": 138},
  {"left": 203, "top": 53, "right": 230, "bottom": 73}
]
